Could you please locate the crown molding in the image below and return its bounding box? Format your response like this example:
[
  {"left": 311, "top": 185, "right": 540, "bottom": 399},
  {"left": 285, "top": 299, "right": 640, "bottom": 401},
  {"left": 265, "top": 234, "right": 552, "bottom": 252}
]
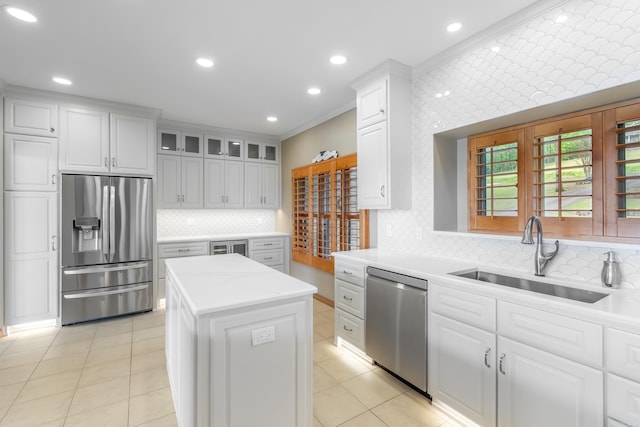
[{"left": 279, "top": 100, "right": 356, "bottom": 141}]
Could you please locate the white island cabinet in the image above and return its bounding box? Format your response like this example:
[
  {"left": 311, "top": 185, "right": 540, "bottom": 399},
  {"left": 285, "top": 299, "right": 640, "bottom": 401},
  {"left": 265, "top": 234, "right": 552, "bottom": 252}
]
[{"left": 164, "top": 254, "right": 317, "bottom": 427}]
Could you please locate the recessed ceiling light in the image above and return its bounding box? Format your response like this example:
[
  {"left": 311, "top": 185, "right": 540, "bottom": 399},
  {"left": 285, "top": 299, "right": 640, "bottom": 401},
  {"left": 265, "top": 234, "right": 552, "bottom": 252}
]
[
  {"left": 491, "top": 45, "right": 501, "bottom": 53},
  {"left": 446, "top": 22, "right": 462, "bottom": 32},
  {"left": 4, "top": 6, "right": 37, "bottom": 23},
  {"left": 267, "top": 116, "right": 278, "bottom": 122},
  {"left": 196, "top": 58, "right": 214, "bottom": 68},
  {"left": 52, "top": 76, "right": 72, "bottom": 85},
  {"left": 307, "top": 87, "right": 321, "bottom": 95},
  {"left": 330, "top": 55, "right": 347, "bottom": 65}
]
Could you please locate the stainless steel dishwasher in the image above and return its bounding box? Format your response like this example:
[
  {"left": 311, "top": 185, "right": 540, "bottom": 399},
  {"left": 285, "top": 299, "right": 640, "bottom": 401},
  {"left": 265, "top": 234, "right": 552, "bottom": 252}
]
[{"left": 365, "top": 266, "right": 428, "bottom": 392}]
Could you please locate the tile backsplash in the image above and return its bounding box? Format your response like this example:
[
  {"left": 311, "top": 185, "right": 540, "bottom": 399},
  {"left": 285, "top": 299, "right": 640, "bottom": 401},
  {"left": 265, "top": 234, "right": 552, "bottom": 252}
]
[
  {"left": 157, "top": 209, "right": 276, "bottom": 238},
  {"left": 377, "top": 0, "right": 640, "bottom": 288}
]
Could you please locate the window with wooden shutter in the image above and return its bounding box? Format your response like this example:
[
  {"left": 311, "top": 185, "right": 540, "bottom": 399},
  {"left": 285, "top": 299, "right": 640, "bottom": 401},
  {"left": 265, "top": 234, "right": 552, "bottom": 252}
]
[
  {"left": 468, "top": 129, "right": 525, "bottom": 233},
  {"left": 291, "top": 153, "right": 369, "bottom": 272}
]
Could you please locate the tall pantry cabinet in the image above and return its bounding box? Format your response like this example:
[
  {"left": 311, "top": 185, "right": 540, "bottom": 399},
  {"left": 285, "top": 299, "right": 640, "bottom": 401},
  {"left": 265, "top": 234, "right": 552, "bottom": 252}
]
[{"left": 3, "top": 97, "right": 59, "bottom": 325}]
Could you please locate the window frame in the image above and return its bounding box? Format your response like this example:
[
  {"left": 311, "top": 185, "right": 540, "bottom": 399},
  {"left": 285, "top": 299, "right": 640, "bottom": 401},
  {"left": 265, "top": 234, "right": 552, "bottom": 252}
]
[{"left": 468, "top": 99, "right": 639, "bottom": 242}]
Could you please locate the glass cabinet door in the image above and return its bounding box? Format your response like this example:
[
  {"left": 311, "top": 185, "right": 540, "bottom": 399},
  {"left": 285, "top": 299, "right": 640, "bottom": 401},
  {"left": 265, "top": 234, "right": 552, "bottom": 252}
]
[
  {"left": 263, "top": 144, "right": 278, "bottom": 162},
  {"left": 205, "top": 135, "right": 224, "bottom": 158},
  {"left": 245, "top": 141, "right": 278, "bottom": 163},
  {"left": 182, "top": 133, "right": 203, "bottom": 157},
  {"left": 246, "top": 141, "right": 261, "bottom": 162},
  {"left": 225, "top": 138, "right": 244, "bottom": 159},
  {"left": 158, "top": 130, "right": 180, "bottom": 154}
]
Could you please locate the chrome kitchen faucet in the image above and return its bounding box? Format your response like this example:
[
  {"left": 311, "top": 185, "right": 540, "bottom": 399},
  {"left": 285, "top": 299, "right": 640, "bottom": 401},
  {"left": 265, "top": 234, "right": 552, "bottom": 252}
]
[{"left": 521, "top": 215, "right": 559, "bottom": 276}]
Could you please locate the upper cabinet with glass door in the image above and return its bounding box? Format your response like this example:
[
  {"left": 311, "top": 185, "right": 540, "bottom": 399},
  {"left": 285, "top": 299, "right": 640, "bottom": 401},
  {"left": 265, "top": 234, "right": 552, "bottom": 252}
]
[
  {"left": 204, "top": 135, "right": 244, "bottom": 160},
  {"left": 245, "top": 141, "right": 279, "bottom": 164},
  {"left": 158, "top": 129, "right": 203, "bottom": 157}
]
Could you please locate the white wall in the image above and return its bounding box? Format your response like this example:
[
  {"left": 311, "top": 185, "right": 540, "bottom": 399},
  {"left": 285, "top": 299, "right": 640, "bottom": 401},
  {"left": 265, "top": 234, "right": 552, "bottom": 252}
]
[{"left": 377, "top": 0, "right": 640, "bottom": 289}]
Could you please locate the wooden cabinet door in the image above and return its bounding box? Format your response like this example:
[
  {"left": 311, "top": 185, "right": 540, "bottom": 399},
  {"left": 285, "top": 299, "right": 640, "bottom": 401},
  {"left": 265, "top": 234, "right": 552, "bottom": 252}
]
[
  {"left": 497, "top": 336, "right": 603, "bottom": 427},
  {"left": 357, "top": 121, "right": 388, "bottom": 209},
  {"left": 157, "top": 154, "right": 181, "bottom": 208},
  {"left": 357, "top": 79, "right": 387, "bottom": 129},
  {"left": 59, "top": 106, "right": 109, "bottom": 173},
  {"left": 4, "top": 192, "right": 57, "bottom": 325},
  {"left": 4, "top": 134, "right": 58, "bottom": 191},
  {"left": 225, "top": 160, "right": 245, "bottom": 208},
  {"left": 204, "top": 158, "right": 225, "bottom": 208},
  {"left": 181, "top": 157, "right": 203, "bottom": 208},
  {"left": 110, "top": 113, "right": 155, "bottom": 176},
  {"left": 4, "top": 97, "right": 58, "bottom": 137},
  {"left": 429, "top": 313, "right": 497, "bottom": 427}
]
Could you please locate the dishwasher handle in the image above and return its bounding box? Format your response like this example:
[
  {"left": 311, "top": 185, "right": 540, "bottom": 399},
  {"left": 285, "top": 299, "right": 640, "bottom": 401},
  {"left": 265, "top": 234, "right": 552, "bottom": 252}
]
[{"left": 367, "top": 266, "right": 427, "bottom": 291}]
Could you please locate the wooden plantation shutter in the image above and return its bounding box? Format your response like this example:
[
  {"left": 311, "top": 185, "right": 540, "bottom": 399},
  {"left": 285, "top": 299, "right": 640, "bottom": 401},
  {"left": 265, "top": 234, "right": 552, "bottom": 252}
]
[{"left": 291, "top": 153, "right": 369, "bottom": 273}]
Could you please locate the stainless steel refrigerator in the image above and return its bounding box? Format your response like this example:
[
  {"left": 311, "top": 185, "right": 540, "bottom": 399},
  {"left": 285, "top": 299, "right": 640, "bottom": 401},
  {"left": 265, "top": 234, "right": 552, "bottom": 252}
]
[{"left": 60, "top": 174, "right": 153, "bottom": 325}]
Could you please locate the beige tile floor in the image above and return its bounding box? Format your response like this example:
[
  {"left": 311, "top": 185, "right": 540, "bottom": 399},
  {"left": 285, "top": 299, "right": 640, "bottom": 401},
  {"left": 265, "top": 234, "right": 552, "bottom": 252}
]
[{"left": 0, "top": 299, "right": 458, "bottom": 427}]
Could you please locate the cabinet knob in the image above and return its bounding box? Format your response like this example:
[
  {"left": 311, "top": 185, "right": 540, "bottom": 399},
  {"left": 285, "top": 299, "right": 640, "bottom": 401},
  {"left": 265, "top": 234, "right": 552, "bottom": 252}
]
[
  {"left": 51, "top": 174, "right": 56, "bottom": 185},
  {"left": 104, "top": 157, "right": 108, "bottom": 167},
  {"left": 50, "top": 127, "right": 55, "bottom": 133},
  {"left": 112, "top": 157, "right": 117, "bottom": 168},
  {"left": 51, "top": 235, "right": 57, "bottom": 251},
  {"left": 380, "top": 185, "right": 385, "bottom": 197},
  {"left": 484, "top": 347, "right": 491, "bottom": 368}
]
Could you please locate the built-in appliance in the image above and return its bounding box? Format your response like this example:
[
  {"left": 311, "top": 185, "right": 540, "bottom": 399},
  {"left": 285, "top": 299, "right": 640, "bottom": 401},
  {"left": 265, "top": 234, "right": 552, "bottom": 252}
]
[
  {"left": 365, "top": 266, "right": 428, "bottom": 392},
  {"left": 60, "top": 174, "right": 153, "bottom": 325},
  {"left": 209, "top": 240, "right": 248, "bottom": 256}
]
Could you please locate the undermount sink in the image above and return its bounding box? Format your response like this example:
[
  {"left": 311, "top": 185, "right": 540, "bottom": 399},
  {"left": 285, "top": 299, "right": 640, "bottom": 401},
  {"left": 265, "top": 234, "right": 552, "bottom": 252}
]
[{"left": 449, "top": 269, "right": 609, "bottom": 303}]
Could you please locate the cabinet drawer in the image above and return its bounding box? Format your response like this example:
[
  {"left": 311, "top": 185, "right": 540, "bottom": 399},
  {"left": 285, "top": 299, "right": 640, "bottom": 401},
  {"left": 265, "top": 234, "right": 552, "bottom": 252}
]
[
  {"left": 158, "top": 242, "right": 209, "bottom": 258},
  {"left": 430, "top": 284, "right": 496, "bottom": 331},
  {"left": 498, "top": 301, "right": 603, "bottom": 366},
  {"left": 250, "top": 249, "right": 283, "bottom": 265},
  {"left": 249, "top": 237, "right": 284, "bottom": 251},
  {"left": 607, "top": 374, "right": 640, "bottom": 427},
  {"left": 335, "top": 309, "right": 365, "bottom": 350},
  {"left": 335, "top": 279, "right": 365, "bottom": 318},
  {"left": 608, "top": 328, "right": 640, "bottom": 382},
  {"left": 334, "top": 258, "right": 365, "bottom": 286}
]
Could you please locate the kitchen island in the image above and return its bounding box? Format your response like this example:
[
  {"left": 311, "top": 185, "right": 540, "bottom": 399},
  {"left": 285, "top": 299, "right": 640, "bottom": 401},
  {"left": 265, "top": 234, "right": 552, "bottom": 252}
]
[{"left": 164, "top": 254, "right": 317, "bottom": 427}]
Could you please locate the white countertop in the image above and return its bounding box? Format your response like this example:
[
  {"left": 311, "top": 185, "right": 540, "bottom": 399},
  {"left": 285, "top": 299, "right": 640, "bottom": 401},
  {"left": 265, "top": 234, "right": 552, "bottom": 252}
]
[
  {"left": 165, "top": 254, "right": 317, "bottom": 316},
  {"left": 334, "top": 249, "right": 640, "bottom": 333},
  {"left": 158, "top": 231, "right": 289, "bottom": 244}
]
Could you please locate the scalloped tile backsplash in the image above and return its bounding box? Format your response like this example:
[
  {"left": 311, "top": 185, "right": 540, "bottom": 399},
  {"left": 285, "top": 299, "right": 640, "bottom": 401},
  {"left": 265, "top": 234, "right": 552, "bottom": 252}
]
[
  {"left": 377, "top": 0, "right": 640, "bottom": 289},
  {"left": 157, "top": 209, "right": 275, "bottom": 237}
]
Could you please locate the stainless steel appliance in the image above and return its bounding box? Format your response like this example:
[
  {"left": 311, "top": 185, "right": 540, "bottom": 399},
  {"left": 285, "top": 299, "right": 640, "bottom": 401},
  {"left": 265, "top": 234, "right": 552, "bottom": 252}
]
[
  {"left": 60, "top": 174, "right": 153, "bottom": 325},
  {"left": 365, "top": 266, "right": 428, "bottom": 392},
  {"left": 209, "top": 240, "right": 248, "bottom": 256}
]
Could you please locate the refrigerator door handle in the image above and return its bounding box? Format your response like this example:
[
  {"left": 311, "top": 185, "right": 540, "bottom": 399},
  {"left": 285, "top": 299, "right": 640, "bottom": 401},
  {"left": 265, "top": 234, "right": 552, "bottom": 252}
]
[
  {"left": 109, "top": 185, "right": 116, "bottom": 259},
  {"left": 63, "top": 284, "right": 148, "bottom": 299},
  {"left": 102, "top": 185, "right": 109, "bottom": 257},
  {"left": 63, "top": 261, "right": 149, "bottom": 276}
]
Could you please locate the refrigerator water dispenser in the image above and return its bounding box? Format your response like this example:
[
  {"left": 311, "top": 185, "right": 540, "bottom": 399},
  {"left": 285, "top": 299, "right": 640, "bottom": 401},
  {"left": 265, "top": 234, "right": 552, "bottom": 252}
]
[{"left": 73, "top": 217, "right": 100, "bottom": 252}]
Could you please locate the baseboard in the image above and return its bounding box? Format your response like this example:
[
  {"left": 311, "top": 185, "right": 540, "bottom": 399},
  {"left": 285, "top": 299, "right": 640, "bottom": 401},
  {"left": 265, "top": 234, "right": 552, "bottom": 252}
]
[{"left": 313, "top": 293, "right": 334, "bottom": 308}]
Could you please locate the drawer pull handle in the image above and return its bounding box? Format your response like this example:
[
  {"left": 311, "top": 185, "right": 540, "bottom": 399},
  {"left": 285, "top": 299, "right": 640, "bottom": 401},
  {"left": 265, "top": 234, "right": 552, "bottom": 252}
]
[
  {"left": 343, "top": 326, "right": 353, "bottom": 332},
  {"left": 263, "top": 243, "right": 273, "bottom": 246},
  {"left": 177, "top": 249, "right": 191, "bottom": 252},
  {"left": 343, "top": 296, "right": 353, "bottom": 301},
  {"left": 484, "top": 347, "right": 491, "bottom": 368},
  {"left": 499, "top": 354, "right": 506, "bottom": 375},
  {"left": 342, "top": 270, "right": 352, "bottom": 275},
  {"left": 264, "top": 257, "right": 273, "bottom": 260}
]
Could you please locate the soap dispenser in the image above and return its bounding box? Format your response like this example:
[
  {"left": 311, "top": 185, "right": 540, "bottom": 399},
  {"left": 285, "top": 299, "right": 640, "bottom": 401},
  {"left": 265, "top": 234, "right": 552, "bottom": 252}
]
[{"left": 601, "top": 251, "right": 621, "bottom": 288}]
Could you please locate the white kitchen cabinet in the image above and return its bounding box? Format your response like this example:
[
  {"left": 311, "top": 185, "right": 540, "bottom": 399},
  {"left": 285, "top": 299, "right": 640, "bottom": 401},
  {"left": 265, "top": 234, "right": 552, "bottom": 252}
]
[
  {"left": 4, "top": 134, "right": 58, "bottom": 191},
  {"left": 4, "top": 97, "right": 58, "bottom": 137},
  {"left": 245, "top": 140, "right": 279, "bottom": 164},
  {"left": 428, "top": 284, "right": 604, "bottom": 427},
  {"left": 352, "top": 60, "right": 411, "bottom": 209},
  {"left": 58, "top": 106, "right": 109, "bottom": 173},
  {"left": 109, "top": 113, "right": 155, "bottom": 175},
  {"left": 157, "top": 154, "right": 203, "bottom": 208},
  {"left": 248, "top": 236, "right": 289, "bottom": 273},
  {"left": 204, "top": 159, "right": 244, "bottom": 209},
  {"left": 204, "top": 136, "right": 244, "bottom": 160},
  {"left": 157, "top": 241, "right": 209, "bottom": 302},
  {"left": 606, "top": 328, "right": 640, "bottom": 425},
  {"left": 333, "top": 257, "right": 367, "bottom": 353},
  {"left": 244, "top": 162, "right": 279, "bottom": 209},
  {"left": 59, "top": 106, "right": 154, "bottom": 175},
  {"left": 356, "top": 78, "right": 387, "bottom": 129},
  {"left": 497, "top": 336, "right": 603, "bottom": 427},
  {"left": 4, "top": 192, "right": 57, "bottom": 325},
  {"left": 430, "top": 313, "right": 497, "bottom": 427},
  {"left": 158, "top": 129, "right": 203, "bottom": 157}
]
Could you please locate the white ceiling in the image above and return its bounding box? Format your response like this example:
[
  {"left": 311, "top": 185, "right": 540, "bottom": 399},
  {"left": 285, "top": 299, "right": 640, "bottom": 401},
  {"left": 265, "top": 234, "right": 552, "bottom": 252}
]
[{"left": 0, "top": 0, "right": 545, "bottom": 138}]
